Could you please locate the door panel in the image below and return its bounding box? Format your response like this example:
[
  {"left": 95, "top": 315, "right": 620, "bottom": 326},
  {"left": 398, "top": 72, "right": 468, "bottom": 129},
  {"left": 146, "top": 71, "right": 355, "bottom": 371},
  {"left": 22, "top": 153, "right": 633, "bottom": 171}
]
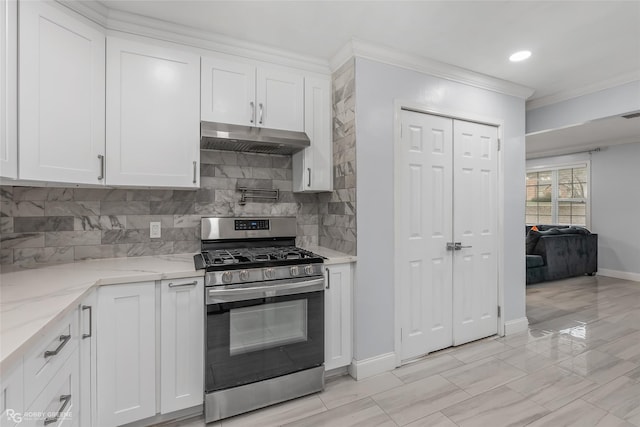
[
  {"left": 398, "top": 110, "right": 453, "bottom": 361},
  {"left": 452, "top": 120, "right": 499, "bottom": 345}
]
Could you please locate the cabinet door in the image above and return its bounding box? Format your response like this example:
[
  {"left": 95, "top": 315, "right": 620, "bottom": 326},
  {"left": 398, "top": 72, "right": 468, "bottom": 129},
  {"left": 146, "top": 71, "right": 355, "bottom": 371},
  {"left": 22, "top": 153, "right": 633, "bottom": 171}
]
[
  {"left": 293, "top": 76, "right": 332, "bottom": 192},
  {"left": 201, "top": 56, "right": 255, "bottom": 126},
  {"left": 97, "top": 283, "right": 156, "bottom": 427},
  {"left": 0, "top": 0, "right": 17, "bottom": 179},
  {"left": 324, "top": 263, "right": 352, "bottom": 371},
  {"left": 18, "top": 0, "right": 105, "bottom": 184},
  {"left": 256, "top": 66, "right": 304, "bottom": 132},
  {"left": 160, "top": 277, "right": 204, "bottom": 413},
  {"left": 78, "top": 291, "right": 97, "bottom": 427},
  {"left": 106, "top": 37, "right": 200, "bottom": 188},
  {"left": 0, "top": 361, "right": 23, "bottom": 427}
]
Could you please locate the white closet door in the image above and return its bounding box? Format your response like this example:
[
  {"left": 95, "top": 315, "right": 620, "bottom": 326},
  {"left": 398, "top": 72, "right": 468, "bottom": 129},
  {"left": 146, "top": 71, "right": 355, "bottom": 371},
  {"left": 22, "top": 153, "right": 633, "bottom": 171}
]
[
  {"left": 398, "top": 110, "right": 454, "bottom": 361},
  {"left": 452, "top": 120, "right": 499, "bottom": 345},
  {"left": 256, "top": 67, "right": 303, "bottom": 132},
  {"left": 1, "top": 0, "right": 17, "bottom": 179}
]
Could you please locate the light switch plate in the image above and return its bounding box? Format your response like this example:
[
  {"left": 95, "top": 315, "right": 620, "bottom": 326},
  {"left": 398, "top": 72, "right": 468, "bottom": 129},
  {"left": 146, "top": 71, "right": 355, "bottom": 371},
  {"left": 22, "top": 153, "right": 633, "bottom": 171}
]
[{"left": 150, "top": 222, "right": 161, "bottom": 238}]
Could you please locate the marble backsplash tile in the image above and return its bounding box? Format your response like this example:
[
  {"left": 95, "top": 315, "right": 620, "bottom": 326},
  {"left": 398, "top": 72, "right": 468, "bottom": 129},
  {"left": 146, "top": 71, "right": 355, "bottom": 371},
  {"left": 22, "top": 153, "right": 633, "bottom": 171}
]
[
  {"left": 319, "top": 58, "right": 357, "bottom": 256},
  {"left": 0, "top": 150, "right": 321, "bottom": 266}
]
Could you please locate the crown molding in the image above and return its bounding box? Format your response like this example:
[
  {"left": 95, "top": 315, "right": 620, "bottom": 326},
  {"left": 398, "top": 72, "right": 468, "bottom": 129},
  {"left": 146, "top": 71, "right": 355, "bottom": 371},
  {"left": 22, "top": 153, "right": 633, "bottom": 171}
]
[
  {"left": 330, "top": 39, "right": 535, "bottom": 100},
  {"left": 526, "top": 72, "right": 640, "bottom": 111},
  {"left": 58, "top": 1, "right": 331, "bottom": 75}
]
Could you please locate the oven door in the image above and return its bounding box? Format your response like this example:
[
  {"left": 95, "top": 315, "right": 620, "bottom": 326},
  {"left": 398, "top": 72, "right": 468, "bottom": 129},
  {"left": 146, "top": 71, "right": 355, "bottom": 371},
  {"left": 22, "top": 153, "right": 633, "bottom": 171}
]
[{"left": 205, "top": 277, "right": 324, "bottom": 393}]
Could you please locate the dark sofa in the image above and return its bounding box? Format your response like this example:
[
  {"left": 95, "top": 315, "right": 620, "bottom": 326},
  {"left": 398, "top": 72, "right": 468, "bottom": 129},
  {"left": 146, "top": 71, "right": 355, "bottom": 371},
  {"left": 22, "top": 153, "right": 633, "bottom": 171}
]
[{"left": 526, "top": 225, "right": 598, "bottom": 285}]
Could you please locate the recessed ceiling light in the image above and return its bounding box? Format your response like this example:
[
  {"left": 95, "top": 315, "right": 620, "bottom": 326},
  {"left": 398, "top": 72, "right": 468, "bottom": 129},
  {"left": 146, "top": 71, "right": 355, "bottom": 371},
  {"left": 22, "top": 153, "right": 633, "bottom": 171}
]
[{"left": 509, "top": 50, "right": 532, "bottom": 62}]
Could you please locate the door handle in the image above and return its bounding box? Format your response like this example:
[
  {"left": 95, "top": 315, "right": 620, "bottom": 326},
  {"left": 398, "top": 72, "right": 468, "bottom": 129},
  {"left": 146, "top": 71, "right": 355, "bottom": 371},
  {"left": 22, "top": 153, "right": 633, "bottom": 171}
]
[
  {"left": 44, "top": 394, "right": 71, "bottom": 425},
  {"left": 44, "top": 335, "right": 71, "bottom": 358},
  {"left": 168, "top": 280, "right": 198, "bottom": 288},
  {"left": 82, "top": 305, "right": 92, "bottom": 339},
  {"left": 250, "top": 101, "right": 255, "bottom": 124},
  {"left": 454, "top": 242, "right": 472, "bottom": 250},
  {"left": 307, "top": 168, "right": 312, "bottom": 187},
  {"left": 193, "top": 161, "right": 197, "bottom": 184},
  {"left": 97, "top": 154, "right": 104, "bottom": 180},
  {"left": 258, "top": 103, "right": 264, "bottom": 125},
  {"left": 325, "top": 268, "right": 330, "bottom": 289},
  {"left": 446, "top": 242, "right": 456, "bottom": 251}
]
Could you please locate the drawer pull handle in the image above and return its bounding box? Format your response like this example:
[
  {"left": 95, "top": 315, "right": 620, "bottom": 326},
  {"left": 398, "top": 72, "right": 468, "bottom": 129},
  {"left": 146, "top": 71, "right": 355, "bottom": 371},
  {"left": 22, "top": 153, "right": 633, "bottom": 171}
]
[
  {"left": 325, "top": 268, "right": 330, "bottom": 289},
  {"left": 82, "top": 305, "right": 92, "bottom": 339},
  {"left": 168, "top": 280, "right": 198, "bottom": 288},
  {"left": 43, "top": 394, "right": 71, "bottom": 425},
  {"left": 44, "top": 335, "right": 71, "bottom": 358}
]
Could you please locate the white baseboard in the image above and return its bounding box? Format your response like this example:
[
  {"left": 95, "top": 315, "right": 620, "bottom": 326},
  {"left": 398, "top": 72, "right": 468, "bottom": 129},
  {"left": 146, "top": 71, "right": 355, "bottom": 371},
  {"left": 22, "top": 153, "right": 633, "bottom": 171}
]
[
  {"left": 598, "top": 269, "right": 640, "bottom": 282},
  {"left": 347, "top": 352, "right": 397, "bottom": 380},
  {"left": 504, "top": 317, "right": 529, "bottom": 335}
]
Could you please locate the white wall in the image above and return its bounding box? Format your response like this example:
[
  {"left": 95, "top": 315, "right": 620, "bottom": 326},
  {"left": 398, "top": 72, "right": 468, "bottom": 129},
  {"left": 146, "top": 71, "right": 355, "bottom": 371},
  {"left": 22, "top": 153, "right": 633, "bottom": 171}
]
[
  {"left": 591, "top": 142, "right": 640, "bottom": 276},
  {"left": 526, "top": 81, "right": 640, "bottom": 134},
  {"left": 354, "top": 58, "right": 527, "bottom": 361}
]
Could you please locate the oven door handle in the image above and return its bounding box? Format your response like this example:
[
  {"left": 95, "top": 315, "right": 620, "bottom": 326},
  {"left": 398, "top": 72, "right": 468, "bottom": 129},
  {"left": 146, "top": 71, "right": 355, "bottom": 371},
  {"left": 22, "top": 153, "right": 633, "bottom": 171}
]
[{"left": 207, "top": 277, "right": 325, "bottom": 304}]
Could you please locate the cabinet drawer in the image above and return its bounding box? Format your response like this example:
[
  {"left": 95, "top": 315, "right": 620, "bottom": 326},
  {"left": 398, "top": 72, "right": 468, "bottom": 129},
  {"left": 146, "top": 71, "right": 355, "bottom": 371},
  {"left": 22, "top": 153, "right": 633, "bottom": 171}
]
[
  {"left": 23, "top": 311, "right": 78, "bottom": 408},
  {"left": 23, "top": 349, "right": 79, "bottom": 427}
]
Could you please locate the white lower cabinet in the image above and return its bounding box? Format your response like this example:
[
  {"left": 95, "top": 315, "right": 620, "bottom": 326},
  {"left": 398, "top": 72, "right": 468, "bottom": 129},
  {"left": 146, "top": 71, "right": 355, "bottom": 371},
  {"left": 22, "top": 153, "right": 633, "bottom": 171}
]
[
  {"left": 324, "top": 263, "right": 353, "bottom": 371},
  {"left": 78, "top": 290, "right": 97, "bottom": 427},
  {"left": 0, "top": 361, "right": 23, "bottom": 427},
  {"left": 97, "top": 282, "right": 156, "bottom": 427},
  {"left": 160, "top": 277, "right": 204, "bottom": 413},
  {"left": 22, "top": 349, "right": 79, "bottom": 427}
]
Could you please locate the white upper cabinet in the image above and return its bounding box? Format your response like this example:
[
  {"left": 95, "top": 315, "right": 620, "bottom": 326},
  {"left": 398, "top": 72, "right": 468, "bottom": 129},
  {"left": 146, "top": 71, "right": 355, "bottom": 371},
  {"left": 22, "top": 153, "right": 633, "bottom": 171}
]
[
  {"left": 201, "top": 56, "right": 304, "bottom": 132},
  {"left": 106, "top": 36, "right": 200, "bottom": 188},
  {"left": 201, "top": 56, "right": 255, "bottom": 127},
  {"left": 18, "top": 0, "right": 105, "bottom": 185},
  {"left": 1, "top": 0, "right": 17, "bottom": 179},
  {"left": 293, "top": 76, "right": 332, "bottom": 192},
  {"left": 256, "top": 67, "right": 304, "bottom": 132}
]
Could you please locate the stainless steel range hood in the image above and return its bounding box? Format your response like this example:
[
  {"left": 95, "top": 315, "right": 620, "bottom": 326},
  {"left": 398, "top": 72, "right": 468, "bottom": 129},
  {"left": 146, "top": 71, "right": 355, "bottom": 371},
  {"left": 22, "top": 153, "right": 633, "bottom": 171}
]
[{"left": 201, "top": 122, "right": 310, "bottom": 155}]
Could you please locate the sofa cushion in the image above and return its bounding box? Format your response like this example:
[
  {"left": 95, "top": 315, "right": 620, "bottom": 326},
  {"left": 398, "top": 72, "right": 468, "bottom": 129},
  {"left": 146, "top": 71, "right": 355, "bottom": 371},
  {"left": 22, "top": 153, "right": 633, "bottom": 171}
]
[
  {"left": 526, "top": 228, "right": 561, "bottom": 254},
  {"left": 526, "top": 255, "right": 545, "bottom": 268}
]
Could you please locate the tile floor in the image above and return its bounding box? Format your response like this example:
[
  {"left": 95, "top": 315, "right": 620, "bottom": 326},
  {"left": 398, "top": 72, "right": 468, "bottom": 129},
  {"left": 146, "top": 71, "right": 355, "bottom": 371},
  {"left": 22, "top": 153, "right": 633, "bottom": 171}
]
[{"left": 167, "top": 275, "right": 640, "bottom": 427}]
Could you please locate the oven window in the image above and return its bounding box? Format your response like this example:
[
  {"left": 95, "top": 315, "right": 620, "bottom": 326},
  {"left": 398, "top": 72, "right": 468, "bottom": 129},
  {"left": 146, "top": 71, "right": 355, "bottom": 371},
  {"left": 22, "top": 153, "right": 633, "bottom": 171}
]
[{"left": 229, "top": 300, "right": 308, "bottom": 356}]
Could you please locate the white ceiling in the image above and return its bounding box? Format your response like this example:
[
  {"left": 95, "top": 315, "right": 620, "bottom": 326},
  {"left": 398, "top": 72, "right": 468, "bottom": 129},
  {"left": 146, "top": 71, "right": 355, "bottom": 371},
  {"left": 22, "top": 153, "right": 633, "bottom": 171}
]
[{"left": 95, "top": 0, "right": 640, "bottom": 154}]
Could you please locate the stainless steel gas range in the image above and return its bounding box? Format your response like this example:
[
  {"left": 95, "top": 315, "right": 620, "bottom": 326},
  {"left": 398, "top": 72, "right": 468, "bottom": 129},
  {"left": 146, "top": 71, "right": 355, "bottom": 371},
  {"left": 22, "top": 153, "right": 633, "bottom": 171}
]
[{"left": 194, "top": 217, "right": 325, "bottom": 422}]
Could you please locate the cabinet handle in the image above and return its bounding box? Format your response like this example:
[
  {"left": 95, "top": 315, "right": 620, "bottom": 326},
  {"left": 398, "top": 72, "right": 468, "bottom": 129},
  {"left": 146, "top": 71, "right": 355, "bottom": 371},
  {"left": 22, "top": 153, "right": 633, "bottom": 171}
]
[
  {"left": 250, "top": 101, "right": 255, "bottom": 123},
  {"left": 43, "top": 394, "right": 71, "bottom": 425},
  {"left": 307, "top": 168, "right": 312, "bottom": 187},
  {"left": 97, "top": 154, "right": 104, "bottom": 180},
  {"left": 82, "top": 305, "right": 92, "bottom": 339},
  {"left": 168, "top": 280, "right": 198, "bottom": 288},
  {"left": 259, "top": 103, "right": 264, "bottom": 125},
  {"left": 44, "top": 335, "right": 71, "bottom": 359},
  {"left": 325, "top": 268, "right": 330, "bottom": 289},
  {"left": 193, "top": 161, "right": 197, "bottom": 184}
]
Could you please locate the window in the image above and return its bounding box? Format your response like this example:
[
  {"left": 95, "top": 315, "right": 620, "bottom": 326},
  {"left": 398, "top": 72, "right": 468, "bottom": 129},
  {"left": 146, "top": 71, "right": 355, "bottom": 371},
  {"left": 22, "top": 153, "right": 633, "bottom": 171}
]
[{"left": 526, "top": 164, "right": 588, "bottom": 226}]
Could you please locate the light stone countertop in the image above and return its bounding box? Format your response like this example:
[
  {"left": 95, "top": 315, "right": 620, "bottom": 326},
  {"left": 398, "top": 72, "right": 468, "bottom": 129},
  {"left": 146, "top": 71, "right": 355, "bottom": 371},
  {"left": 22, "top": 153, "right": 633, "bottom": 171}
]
[
  {"left": 302, "top": 245, "right": 357, "bottom": 265},
  {"left": 0, "top": 254, "right": 202, "bottom": 374}
]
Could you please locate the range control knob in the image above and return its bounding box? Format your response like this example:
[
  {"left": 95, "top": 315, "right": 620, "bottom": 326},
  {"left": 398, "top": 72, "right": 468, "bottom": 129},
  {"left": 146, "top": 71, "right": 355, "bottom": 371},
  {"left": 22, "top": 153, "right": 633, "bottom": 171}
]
[
  {"left": 304, "top": 265, "right": 314, "bottom": 275},
  {"left": 264, "top": 268, "right": 275, "bottom": 280},
  {"left": 239, "top": 270, "right": 249, "bottom": 281},
  {"left": 221, "top": 271, "right": 233, "bottom": 284},
  {"left": 290, "top": 266, "right": 299, "bottom": 277}
]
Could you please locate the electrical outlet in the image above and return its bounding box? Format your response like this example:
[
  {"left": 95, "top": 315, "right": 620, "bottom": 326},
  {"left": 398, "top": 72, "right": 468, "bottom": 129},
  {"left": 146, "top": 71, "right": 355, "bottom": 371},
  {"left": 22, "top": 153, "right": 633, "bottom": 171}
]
[{"left": 150, "top": 222, "right": 161, "bottom": 239}]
